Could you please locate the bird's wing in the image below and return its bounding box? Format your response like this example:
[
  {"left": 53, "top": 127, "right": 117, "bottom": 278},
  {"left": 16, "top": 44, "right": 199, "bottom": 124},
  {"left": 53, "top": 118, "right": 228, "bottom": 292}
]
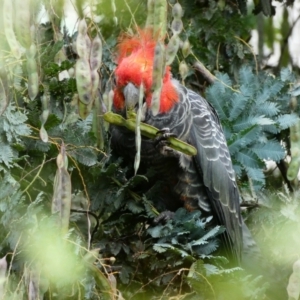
[{"left": 187, "top": 87, "right": 243, "bottom": 262}]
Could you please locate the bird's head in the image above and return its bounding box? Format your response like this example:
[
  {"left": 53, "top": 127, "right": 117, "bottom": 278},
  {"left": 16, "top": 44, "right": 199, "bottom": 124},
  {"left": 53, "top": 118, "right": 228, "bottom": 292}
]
[{"left": 113, "top": 29, "right": 179, "bottom": 114}]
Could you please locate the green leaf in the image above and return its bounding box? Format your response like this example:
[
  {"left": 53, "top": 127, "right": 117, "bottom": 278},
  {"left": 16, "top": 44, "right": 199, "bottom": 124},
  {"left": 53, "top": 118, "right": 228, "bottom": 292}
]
[
  {"left": 280, "top": 67, "right": 293, "bottom": 82},
  {"left": 148, "top": 225, "right": 164, "bottom": 238},
  {"left": 276, "top": 113, "right": 299, "bottom": 130},
  {"left": 289, "top": 85, "right": 300, "bottom": 97},
  {"left": 127, "top": 200, "right": 143, "bottom": 214},
  {"left": 239, "top": 65, "right": 256, "bottom": 87},
  {"left": 153, "top": 244, "right": 168, "bottom": 253},
  {"left": 189, "top": 226, "right": 221, "bottom": 246},
  {"left": 251, "top": 141, "right": 285, "bottom": 161},
  {"left": 245, "top": 167, "right": 265, "bottom": 183},
  {"left": 229, "top": 93, "right": 249, "bottom": 121},
  {"left": 206, "top": 83, "right": 228, "bottom": 120},
  {"left": 0, "top": 143, "right": 15, "bottom": 168},
  {"left": 236, "top": 150, "right": 261, "bottom": 169}
]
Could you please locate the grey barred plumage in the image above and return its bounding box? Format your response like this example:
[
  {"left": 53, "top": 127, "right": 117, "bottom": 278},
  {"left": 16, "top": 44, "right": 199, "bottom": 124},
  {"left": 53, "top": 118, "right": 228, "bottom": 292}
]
[{"left": 111, "top": 79, "right": 243, "bottom": 263}]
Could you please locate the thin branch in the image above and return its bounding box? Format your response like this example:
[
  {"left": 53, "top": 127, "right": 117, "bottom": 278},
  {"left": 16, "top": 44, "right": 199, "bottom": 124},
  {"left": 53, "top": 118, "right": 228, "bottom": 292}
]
[
  {"left": 70, "top": 209, "right": 100, "bottom": 244},
  {"left": 276, "top": 160, "right": 294, "bottom": 193},
  {"left": 193, "top": 61, "right": 216, "bottom": 84},
  {"left": 234, "top": 35, "right": 258, "bottom": 74},
  {"left": 278, "top": 13, "right": 300, "bottom": 67},
  {"left": 22, "top": 154, "right": 46, "bottom": 194},
  {"left": 192, "top": 53, "right": 240, "bottom": 93}
]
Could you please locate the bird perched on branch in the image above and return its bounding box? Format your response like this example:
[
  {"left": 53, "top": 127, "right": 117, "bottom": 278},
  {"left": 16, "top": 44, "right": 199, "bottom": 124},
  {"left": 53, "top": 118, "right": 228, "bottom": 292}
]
[{"left": 110, "top": 29, "right": 245, "bottom": 264}]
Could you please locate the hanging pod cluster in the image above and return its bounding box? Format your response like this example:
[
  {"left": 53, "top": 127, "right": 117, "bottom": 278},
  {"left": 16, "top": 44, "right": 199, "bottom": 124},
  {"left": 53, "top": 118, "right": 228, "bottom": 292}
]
[
  {"left": 146, "top": 0, "right": 167, "bottom": 39},
  {"left": 146, "top": 1, "right": 185, "bottom": 115},
  {"left": 167, "top": 3, "right": 191, "bottom": 81},
  {"left": 52, "top": 144, "right": 72, "bottom": 235},
  {"left": 145, "top": 0, "right": 167, "bottom": 115},
  {"left": 3, "top": 0, "right": 39, "bottom": 101},
  {"left": 3, "top": 0, "right": 22, "bottom": 59},
  {"left": 26, "top": 44, "right": 39, "bottom": 101},
  {"left": 75, "top": 19, "right": 102, "bottom": 119},
  {"left": 166, "top": 3, "right": 183, "bottom": 66}
]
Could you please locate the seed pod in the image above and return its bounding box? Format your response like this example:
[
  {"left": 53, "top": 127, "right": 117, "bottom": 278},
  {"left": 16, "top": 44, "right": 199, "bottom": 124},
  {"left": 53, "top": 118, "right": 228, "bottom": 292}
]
[
  {"left": 78, "top": 97, "right": 93, "bottom": 119},
  {"left": 40, "top": 90, "right": 50, "bottom": 124},
  {"left": 56, "top": 153, "right": 64, "bottom": 169},
  {"left": 76, "top": 19, "right": 90, "bottom": 60},
  {"left": 14, "top": 0, "right": 32, "bottom": 48},
  {"left": 0, "top": 256, "right": 7, "bottom": 298},
  {"left": 90, "top": 35, "right": 102, "bottom": 71},
  {"left": 153, "top": 0, "right": 167, "bottom": 39},
  {"left": 0, "top": 78, "right": 8, "bottom": 116},
  {"left": 93, "top": 96, "right": 104, "bottom": 149},
  {"left": 28, "top": 279, "right": 38, "bottom": 300},
  {"left": 287, "top": 120, "right": 300, "bottom": 181},
  {"left": 182, "top": 39, "right": 191, "bottom": 58},
  {"left": 146, "top": 0, "right": 155, "bottom": 29},
  {"left": 26, "top": 45, "right": 39, "bottom": 100},
  {"left": 3, "top": 0, "right": 21, "bottom": 59},
  {"left": 39, "top": 125, "right": 48, "bottom": 143},
  {"left": 287, "top": 259, "right": 300, "bottom": 300},
  {"left": 102, "top": 93, "right": 109, "bottom": 112},
  {"left": 172, "top": 3, "right": 183, "bottom": 19},
  {"left": 166, "top": 34, "right": 180, "bottom": 65},
  {"left": 28, "top": 43, "right": 37, "bottom": 58},
  {"left": 52, "top": 171, "right": 62, "bottom": 215},
  {"left": 171, "top": 19, "right": 183, "bottom": 35},
  {"left": 75, "top": 57, "right": 92, "bottom": 104},
  {"left": 41, "top": 109, "right": 49, "bottom": 124},
  {"left": 152, "top": 46, "right": 164, "bottom": 77},
  {"left": 102, "top": 89, "right": 113, "bottom": 131},
  {"left": 85, "top": 35, "right": 91, "bottom": 54},
  {"left": 91, "top": 69, "right": 100, "bottom": 100},
  {"left": 134, "top": 84, "right": 144, "bottom": 175},
  {"left": 60, "top": 167, "right": 71, "bottom": 235},
  {"left": 179, "top": 60, "right": 189, "bottom": 81},
  {"left": 108, "top": 90, "right": 114, "bottom": 113},
  {"left": 52, "top": 144, "right": 72, "bottom": 235},
  {"left": 151, "top": 41, "right": 165, "bottom": 115}
]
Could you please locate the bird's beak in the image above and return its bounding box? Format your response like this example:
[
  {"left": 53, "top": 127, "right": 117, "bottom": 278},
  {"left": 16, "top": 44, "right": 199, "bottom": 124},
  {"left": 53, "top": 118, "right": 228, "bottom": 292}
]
[{"left": 123, "top": 82, "right": 139, "bottom": 111}]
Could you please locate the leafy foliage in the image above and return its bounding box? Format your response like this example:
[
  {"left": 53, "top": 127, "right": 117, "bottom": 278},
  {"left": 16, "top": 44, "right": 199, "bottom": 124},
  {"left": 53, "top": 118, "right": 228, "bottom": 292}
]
[
  {"left": 206, "top": 66, "right": 297, "bottom": 188},
  {"left": 0, "top": 104, "right": 31, "bottom": 168},
  {"left": 0, "top": 0, "right": 299, "bottom": 299}
]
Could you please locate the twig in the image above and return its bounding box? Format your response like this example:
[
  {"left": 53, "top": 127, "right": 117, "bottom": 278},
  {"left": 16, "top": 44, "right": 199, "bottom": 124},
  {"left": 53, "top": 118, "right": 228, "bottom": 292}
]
[
  {"left": 192, "top": 54, "right": 240, "bottom": 93},
  {"left": 22, "top": 154, "right": 46, "bottom": 194},
  {"left": 278, "top": 13, "right": 300, "bottom": 67},
  {"left": 276, "top": 160, "right": 294, "bottom": 192},
  {"left": 193, "top": 61, "right": 216, "bottom": 84},
  {"left": 234, "top": 35, "right": 258, "bottom": 75},
  {"left": 70, "top": 209, "right": 100, "bottom": 244}
]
